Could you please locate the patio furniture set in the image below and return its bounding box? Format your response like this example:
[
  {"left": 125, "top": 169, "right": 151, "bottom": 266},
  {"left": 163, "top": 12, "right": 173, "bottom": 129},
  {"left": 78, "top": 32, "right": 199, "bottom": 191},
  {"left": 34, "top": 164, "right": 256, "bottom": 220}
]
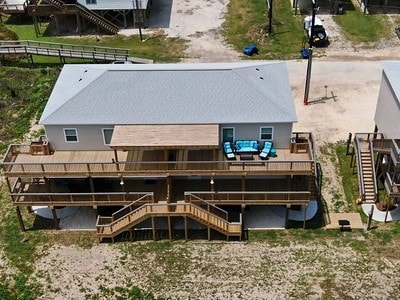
[{"left": 223, "top": 140, "right": 276, "bottom": 160}]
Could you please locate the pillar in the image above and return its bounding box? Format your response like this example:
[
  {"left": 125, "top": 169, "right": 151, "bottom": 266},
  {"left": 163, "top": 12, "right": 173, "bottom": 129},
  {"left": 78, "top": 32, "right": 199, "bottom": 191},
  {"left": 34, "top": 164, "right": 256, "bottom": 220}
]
[
  {"left": 51, "top": 207, "right": 60, "bottom": 230},
  {"left": 16, "top": 206, "right": 26, "bottom": 231}
]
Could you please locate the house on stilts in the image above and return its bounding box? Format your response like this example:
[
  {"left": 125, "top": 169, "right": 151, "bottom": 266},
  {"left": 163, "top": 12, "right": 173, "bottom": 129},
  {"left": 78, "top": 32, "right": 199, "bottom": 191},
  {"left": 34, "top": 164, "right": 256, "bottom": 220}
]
[{"left": 1, "top": 62, "right": 319, "bottom": 242}]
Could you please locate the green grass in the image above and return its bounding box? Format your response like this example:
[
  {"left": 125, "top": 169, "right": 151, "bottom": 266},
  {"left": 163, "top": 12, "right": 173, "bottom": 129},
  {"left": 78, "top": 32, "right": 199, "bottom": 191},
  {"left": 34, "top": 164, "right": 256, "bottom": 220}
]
[
  {"left": 335, "top": 142, "right": 360, "bottom": 211},
  {"left": 333, "top": 7, "right": 392, "bottom": 44},
  {"left": 0, "top": 66, "right": 58, "bottom": 152},
  {"left": 223, "top": 0, "right": 305, "bottom": 59},
  {"left": 3, "top": 15, "right": 186, "bottom": 64}
]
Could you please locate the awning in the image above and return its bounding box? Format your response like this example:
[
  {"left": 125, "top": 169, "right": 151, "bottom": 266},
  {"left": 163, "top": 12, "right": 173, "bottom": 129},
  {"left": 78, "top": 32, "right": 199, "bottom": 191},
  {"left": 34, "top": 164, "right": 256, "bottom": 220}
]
[{"left": 110, "top": 124, "right": 219, "bottom": 150}]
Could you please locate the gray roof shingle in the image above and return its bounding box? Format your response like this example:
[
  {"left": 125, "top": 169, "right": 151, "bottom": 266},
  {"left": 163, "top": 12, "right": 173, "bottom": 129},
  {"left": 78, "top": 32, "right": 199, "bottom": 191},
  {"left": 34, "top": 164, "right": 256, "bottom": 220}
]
[{"left": 39, "top": 62, "right": 297, "bottom": 125}]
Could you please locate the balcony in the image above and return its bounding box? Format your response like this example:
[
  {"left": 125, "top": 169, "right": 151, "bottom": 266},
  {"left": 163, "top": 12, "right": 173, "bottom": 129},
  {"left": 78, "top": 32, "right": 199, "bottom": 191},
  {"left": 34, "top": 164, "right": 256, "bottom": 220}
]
[{"left": 2, "top": 132, "right": 316, "bottom": 178}]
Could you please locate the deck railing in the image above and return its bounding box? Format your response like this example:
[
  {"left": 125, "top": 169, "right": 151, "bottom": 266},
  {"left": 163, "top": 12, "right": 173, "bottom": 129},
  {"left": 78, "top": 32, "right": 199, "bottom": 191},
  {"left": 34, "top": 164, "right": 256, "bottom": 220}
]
[
  {"left": 185, "top": 191, "right": 311, "bottom": 205},
  {"left": 111, "top": 194, "right": 154, "bottom": 221},
  {"left": 184, "top": 193, "right": 228, "bottom": 220},
  {"left": 384, "top": 172, "right": 400, "bottom": 196},
  {"left": 9, "top": 190, "right": 154, "bottom": 206}
]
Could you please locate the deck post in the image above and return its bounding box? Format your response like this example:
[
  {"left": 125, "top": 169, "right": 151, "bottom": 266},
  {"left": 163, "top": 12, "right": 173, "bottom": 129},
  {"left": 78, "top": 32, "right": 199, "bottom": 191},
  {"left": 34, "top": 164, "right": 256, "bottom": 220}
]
[
  {"left": 285, "top": 205, "right": 290, "bottom": 228},
  {"left": 151, "top": 216, "right": 156, "bottom": 240},
  {"left": 303, "top": 205, "right": 308, "bottom": 229},
  {"left": 27, "top": 206, "right": 33, "bottom": 213},
  {"left": 207, "top": 226, "right": 211, "bottom": 241},
  {"left": 184, "top": 216, "right": 188, "bottom": 240},
  {"left": 15, "top": 206, "right": 26, "bottom": 232},
  {"left": 168, "top": 216, "right": 172, "bottom": 240},
  {"left": 54, "top": 15, "right": 60, "bottom": 35},
  {"left": 51, "top": 207, "right": 60, "bottom": 230},
  {"left": 76, "top": 13, "right": 82, "bottom": 36}
]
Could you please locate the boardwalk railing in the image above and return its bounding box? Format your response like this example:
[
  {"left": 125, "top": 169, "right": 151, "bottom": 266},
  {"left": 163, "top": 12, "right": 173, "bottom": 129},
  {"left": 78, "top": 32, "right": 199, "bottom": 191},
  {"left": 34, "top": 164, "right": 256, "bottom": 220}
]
[
  {"left": 0, "top": 40, "right": 153, "bottom": 63},
  {"left": 0, "top": 40, "right": 131, "bottom": 62}
]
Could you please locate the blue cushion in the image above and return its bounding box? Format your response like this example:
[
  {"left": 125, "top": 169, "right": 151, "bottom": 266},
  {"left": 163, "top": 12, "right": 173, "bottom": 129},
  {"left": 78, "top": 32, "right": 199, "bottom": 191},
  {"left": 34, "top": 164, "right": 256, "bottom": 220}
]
[
  {"left": 227, "top": 152, "right": 235, "bottom": 159},
  {"left": 236, "top": 144, "right": 241, "bottom": 150},
  {"left": 259, "top": 151, "right": 268, "bottom": 158}
]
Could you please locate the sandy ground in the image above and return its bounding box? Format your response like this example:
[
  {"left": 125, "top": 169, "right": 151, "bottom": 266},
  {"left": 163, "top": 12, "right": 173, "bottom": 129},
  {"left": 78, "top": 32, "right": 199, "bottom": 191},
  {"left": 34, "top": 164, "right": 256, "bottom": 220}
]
[{"left": 9, "top": 1, "right": 400, "bottom": 299}]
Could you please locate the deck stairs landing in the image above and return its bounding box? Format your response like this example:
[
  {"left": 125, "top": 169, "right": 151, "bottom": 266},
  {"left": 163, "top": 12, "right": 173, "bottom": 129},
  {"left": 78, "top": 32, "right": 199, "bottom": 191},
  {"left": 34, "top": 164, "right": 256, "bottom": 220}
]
[
  {"left": 96, "top": 201, "right": 242, "bottom": 242},
  {"left": 38, "top": 0, "right": 119, "bottom": 34}
]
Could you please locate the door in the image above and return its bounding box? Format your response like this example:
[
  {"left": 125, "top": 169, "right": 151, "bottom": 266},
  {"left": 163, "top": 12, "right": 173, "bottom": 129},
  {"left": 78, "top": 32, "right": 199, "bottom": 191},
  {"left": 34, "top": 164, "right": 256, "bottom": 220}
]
[{"left": 222, "top": 127, "right": 234, "bottom": 143}]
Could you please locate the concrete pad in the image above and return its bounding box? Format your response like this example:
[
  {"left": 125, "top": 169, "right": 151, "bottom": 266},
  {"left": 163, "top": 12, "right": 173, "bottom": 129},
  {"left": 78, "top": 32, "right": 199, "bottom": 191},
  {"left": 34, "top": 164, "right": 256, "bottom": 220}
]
[
  {"left": 361, "top": 203, "right": 400, "bottom": 222},
  {"left": 325, "top": 213, "right": 364, "bottom": 230}
]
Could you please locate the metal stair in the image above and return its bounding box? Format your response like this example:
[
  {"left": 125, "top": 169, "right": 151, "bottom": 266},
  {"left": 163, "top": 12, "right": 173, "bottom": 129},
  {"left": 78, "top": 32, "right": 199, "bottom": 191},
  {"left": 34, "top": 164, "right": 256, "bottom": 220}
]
[
  {"left": 96, "top": 202, "right": 242, "bottom": 242},
  {"left": 40, "top": 0, "right": 119, "bottom": 34}
]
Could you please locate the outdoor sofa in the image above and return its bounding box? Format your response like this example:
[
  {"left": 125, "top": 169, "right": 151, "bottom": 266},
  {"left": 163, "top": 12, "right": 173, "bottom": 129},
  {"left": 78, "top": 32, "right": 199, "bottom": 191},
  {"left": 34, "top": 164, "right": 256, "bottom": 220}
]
[{"left": 234, "top": 140, "right": 260, "bottom": 153}]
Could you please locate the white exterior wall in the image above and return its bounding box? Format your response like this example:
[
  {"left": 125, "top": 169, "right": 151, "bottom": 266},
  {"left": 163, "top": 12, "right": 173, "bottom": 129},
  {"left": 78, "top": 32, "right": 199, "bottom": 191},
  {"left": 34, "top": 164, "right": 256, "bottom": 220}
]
[
  {"left": 374, "top": 73, "right": 400, "bottom": 139},
  {"left": 220, "top": 123, "right": 293, "bottom": 149},
  {"left": 45, "top": 125, "right": 114, "bottom": 151},
  {"left": 45, "top": 122, "right": 294, "bottom": 151}
]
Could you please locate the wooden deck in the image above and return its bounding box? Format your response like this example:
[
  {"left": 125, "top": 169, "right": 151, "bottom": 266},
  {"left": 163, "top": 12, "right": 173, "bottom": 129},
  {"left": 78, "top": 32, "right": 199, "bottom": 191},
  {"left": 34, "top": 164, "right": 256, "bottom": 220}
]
[{"left": 3, "top": 146, "right": 314, "bottom": 177}]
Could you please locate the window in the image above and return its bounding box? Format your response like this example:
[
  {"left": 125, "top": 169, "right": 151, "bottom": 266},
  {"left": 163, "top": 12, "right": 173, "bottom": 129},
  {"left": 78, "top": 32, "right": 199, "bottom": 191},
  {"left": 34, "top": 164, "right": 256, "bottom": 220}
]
[
  {"left": 260, "top": 127, "right": 273, "bottom": 140},
  {"left": 86, "top": 0, "right": 97, "bottom": 4},
  {"left": 222, "top": 127, "right": 234, "bottom": 143},
  {"left": 103, "top": 128, "right": 114, "bottom": 145},
  {"left": 64, "top": 128, "right": 78, "bottom": 142}
]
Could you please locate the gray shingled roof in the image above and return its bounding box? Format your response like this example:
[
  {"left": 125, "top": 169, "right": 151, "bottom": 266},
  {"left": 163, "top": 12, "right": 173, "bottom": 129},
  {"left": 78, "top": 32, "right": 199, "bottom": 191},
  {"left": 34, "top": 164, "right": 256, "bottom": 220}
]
[
  {"left": 39, "top": 62, "right": 297, "bottom": 125},
  {"left": 382, "top": 61, "right": 400, "bottom": 105}
]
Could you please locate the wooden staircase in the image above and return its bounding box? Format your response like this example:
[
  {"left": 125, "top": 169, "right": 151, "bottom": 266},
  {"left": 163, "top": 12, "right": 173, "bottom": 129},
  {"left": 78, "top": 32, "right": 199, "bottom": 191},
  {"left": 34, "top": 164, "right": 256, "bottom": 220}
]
[
  {"left": 359, "top": 149, "right": 376, "bottom": 203},
  {"left": 36, "top": 0, "right": 119, "bottom": 34},
  {"left": 96, "top": 202, "right": 242, "bottom": 242}
]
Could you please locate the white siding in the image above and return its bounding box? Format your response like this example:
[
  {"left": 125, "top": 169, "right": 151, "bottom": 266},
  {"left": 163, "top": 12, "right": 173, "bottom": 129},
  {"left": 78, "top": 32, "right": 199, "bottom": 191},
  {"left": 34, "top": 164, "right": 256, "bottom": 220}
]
[{"left": 374, "top": 73, "right": 400, "bottom": 139}]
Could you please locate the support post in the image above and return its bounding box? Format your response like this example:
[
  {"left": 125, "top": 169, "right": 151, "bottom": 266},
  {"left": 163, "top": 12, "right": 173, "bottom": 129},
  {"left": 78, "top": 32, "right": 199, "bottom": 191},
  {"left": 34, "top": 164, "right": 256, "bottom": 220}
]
[
  {"left": 303, "top": 205, "right": 308, "bottom": 229},
  {"left": 151, "top": 216, "right": 156, "bottom": 240},
  {"left": 51, "top": 207, "right": 60, "bottom": 230},
  {"left": 346, "top": 132, "right": 352, "bottom": 155},
  {"left": 168, "top": 216, "right": 172, "bottom": 240},
  {"left": 267, "top": 0, "right": 273, "bottom": 34},
  {"left": 16, "top": 206, "right": 26, "bottom": 231},
  {"left": 285, "top": 205, "right": 290, "bottom": 228},
  {"left": 367, "top": 205, "right": 374, "bottom": 230},
  {"left": 184, "top": 216, "right": 188, "bottom": 240}
]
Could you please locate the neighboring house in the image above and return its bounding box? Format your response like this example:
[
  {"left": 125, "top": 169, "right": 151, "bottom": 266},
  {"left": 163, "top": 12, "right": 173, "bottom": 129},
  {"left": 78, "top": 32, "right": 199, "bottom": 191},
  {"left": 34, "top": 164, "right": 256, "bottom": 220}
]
[
  {"left": 2, "top": 62, "right": 318, "bottom": 242},
  {"left": 1, "top": 0, "right": 150, "bottom": 34},
  {"left": 353, "top": 61, "right": 400, "bottom": 207}
]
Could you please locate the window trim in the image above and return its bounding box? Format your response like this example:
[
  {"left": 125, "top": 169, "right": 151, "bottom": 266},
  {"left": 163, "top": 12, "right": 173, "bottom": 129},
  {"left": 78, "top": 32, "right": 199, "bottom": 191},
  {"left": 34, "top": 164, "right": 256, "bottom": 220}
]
[
  {"left": 63, "top": 128, "right": 79, "bottom": 143},
  {"left": 102, "top": 128, "right": 114, "bottom": 145},
  {"left": 259, "top": 126, "right": 273, "bottom": 141},
  {"left": 222, "top": 127, "right": 235, "bottom": 143}
]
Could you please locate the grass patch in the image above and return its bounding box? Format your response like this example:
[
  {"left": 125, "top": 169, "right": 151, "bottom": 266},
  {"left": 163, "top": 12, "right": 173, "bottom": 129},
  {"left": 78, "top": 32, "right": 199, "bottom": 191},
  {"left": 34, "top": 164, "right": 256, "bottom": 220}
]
[
  {"left": 333, "top": 7, "right": 392, "bottom": 44},
  {"left": 2, "top": 15, "right": 186, "bottom": 64},
  {"left": 0, "top": 66, "right": 58, "bottom": 152},
  {"left": 223, "top": 0, "right": 305, "bottom": 59},
  {"left": 335, "top": 142, "right": 360, "bottom": 211}
]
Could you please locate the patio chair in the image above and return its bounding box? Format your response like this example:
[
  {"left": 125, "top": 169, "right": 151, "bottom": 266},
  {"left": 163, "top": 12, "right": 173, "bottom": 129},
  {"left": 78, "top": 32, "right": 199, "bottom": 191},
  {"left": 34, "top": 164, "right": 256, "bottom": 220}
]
[
  {"left": 223, "top": 142, "right": 236, "bottom": 160},
  {"left": 259, "top": 142, "right": 272, "bottom": 159}
]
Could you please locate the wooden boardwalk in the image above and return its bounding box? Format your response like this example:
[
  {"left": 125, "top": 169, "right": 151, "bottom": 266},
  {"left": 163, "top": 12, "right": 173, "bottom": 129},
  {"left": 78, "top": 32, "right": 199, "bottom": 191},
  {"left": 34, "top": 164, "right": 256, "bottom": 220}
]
[{"left": 0, "top": 40, "right": 153, "bottom": 64}]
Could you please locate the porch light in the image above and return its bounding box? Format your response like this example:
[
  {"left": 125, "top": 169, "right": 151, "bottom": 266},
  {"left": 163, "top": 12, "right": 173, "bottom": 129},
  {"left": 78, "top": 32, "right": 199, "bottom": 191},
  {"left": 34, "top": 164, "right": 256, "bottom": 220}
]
[
  {"left": 210, "top": 178, "right": 214, "bottom": 185},
  {"left": 119, "top": 174, "right": 125, "bottom": 185}
]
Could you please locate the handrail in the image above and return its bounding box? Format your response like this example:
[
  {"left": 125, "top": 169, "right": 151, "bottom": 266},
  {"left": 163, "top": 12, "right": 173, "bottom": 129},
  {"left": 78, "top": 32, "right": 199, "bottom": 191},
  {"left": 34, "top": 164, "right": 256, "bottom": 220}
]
[
  {"left": 354, "top": 135, "right": 365, "bottom": 200},
  {"left": 0, "top": 40, "right": 128, "bottom": 54},
  {"left": 184, "top": 193, "right": 228, "bottom": 220},
  {"left": 385, "top": 172, "right": 400, "bottom": 195},
  {"left": 368, "top": 139, "right": 378, "bottom": 202},
  {"left": 111, "top": 194, "right": 154, "bottom": 221},
  {"left": 9, "top": 191, "right": 153, "bottom": 204},
  {"left": 75, "top": 2, "right": 119, "bottom": 32},
  {"left": 184, "top": 191, "right": 311, "bottom": 204}
]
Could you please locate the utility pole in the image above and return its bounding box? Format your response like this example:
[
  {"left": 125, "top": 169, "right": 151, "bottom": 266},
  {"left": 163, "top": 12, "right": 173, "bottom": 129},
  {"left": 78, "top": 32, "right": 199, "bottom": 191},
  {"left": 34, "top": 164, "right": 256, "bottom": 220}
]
[
  {"left": 303, "top": 0, "right": 317, "bottom": 106},
  {"left": 134, "top": 0, "right": 143, "bottom": 42},
  {"left": 267, "top": 0, "right": 273, "bottom": 34}
]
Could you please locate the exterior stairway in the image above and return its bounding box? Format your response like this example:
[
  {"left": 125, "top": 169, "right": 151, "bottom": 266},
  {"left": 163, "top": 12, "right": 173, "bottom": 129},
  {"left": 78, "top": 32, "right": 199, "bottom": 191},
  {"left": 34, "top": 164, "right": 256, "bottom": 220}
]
[
  {"left": 96, "top": 202, "right": 242, "bottom": 242},
  {"left": 38, "top": 0, "right": 119, "bottom": 34},
  {"left": 359, "top": 149, "right": 377, "bottom": 203}
]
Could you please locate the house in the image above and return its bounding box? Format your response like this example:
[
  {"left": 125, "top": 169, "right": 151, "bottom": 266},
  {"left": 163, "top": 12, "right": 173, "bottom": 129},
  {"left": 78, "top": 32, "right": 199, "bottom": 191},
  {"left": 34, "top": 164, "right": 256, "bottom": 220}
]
[
  {"left": 1, "top": 0, "right": 151, "bottom": 35},
  {"left": 352, "top": 61, "right": 400, "bottom": 207},
  {"left": 2, "top": 62, "right": 318, "bottom": 241}
]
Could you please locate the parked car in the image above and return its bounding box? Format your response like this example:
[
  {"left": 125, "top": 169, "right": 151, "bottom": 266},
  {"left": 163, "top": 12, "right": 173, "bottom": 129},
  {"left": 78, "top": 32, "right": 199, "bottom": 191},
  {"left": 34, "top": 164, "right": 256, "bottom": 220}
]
[{"left": 303, "top": 16, "right": 329, "bottom": 47}]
